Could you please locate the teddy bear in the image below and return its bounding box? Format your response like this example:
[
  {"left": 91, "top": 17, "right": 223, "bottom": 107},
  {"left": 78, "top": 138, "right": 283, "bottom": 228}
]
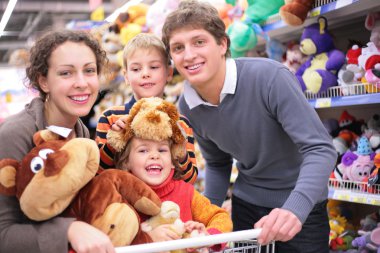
[
  {"left": 279, "top": 0, "right": 315, "bottom": 26},
  {"left": 295, "top": 17, "right": 346, "bottom": 94},
  {"left": 0, "top": 129, "right": 162, "bottom": 247},
  {"left": 141, "top": 201, "right": 207, "bottom": 253}
]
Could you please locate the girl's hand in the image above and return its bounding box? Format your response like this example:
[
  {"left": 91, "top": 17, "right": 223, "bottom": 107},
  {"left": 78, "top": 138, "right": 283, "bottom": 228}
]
[
  {"left": 184, "top": 221, "right": 208, "bottom": 235},
  {"left": 111, "top": 115, "right": 128, "bottom": 131},
  {"left": 147, "top": 224, "right": 182, "bottom": 242},
  {"left": 184, "top": 221, "right": 209, "bottom": 253},
  {"left": 68, "top": 221, "right": 115, "bottom": 253}
]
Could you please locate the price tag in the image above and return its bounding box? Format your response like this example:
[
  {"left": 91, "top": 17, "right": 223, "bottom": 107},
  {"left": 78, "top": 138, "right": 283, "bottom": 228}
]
[
  {"left": 369, "top": 198, "right": 380, "bottom": 206},
  {"left": 335, "top": 193, "right": 350, "bottom": 201},
  {"left": 310, "top": 7, "right": 321, "bottom": 17},
  {"left": 315, "top": 98, "right": 332, "bottom": 108}
]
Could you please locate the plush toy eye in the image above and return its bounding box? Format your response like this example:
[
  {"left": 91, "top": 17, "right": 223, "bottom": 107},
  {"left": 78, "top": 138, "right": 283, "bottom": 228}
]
[
  {"left": 38, "top": 149, "right": 55, "bottom": 159},
  {"left": 30, "top": 157, "right": 44, "bottom": 173}
]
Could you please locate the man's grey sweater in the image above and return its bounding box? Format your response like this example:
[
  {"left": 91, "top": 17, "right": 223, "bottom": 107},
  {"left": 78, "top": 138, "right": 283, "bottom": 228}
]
[{"left": 179, "top": 58, "right": 337, "bottom": 223}]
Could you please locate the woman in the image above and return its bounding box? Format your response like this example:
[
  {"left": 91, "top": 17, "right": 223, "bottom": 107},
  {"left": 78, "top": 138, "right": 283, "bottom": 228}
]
[{"left": 0, "top": 30, "right": 115, "bottom": 253}]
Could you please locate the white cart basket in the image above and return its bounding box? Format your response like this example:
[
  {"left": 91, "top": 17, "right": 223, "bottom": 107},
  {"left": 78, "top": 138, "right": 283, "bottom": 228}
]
[{"left": 115, "top": 229, "right": 275, "bottom": 253}]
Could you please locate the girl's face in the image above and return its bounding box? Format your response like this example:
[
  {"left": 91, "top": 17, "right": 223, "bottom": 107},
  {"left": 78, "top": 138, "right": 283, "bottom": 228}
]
[
  {"left": 38, "top": 41, "right": 99, "bottom": 126},
  {"left": 168, "top": 28, "right": 227, "bottom": 90},
  {"left": 124, "top": 48, "right": 173, "bottom": 100},
  {"left": 125, "top": 137, "right": 174, "bottom": 186}
]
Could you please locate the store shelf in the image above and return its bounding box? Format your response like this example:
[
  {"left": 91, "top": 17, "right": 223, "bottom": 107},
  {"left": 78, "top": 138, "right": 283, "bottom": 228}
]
[
  {"left": 257, "top": 0, "right": 380, "bottom": 46},
  {"left": 305, "top": 83, "right": 380, "bottom": 108},
  {"left": 262, "top": 0, "right": 359, "bottom": 32},
  {"left": 328, "top": 178, "right": 380, "bottom": 206}
]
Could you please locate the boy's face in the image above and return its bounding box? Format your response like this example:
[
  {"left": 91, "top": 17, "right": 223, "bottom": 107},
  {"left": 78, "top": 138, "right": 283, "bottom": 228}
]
[
  {"left": 125, "top": 137, "right": 174, "bottom": 186},
  {"left": 168, "top": 28, "right": 227, "bottom": 90},
  {"left": 124, "top": 48, "right": 173, "bottom": 100}
]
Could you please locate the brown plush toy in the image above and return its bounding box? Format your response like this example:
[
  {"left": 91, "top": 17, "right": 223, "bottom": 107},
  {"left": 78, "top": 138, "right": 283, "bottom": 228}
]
[
  {"left": 279, "top": 0, "right": 315, "bottom": 26},
  {"left": 0, "top": 129, "right": 162, "bottom": 247},
  {"left": 107, "top": 97, "right": 187, "bottom": 160}
]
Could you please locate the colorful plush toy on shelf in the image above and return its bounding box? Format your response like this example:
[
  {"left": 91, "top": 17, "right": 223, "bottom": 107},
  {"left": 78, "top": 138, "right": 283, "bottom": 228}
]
[
  {"left": 337, "top": 136, "right": 375, "bottom": 183},
  {"left": 352, "top": 226, "right": 380, "bottom": 252},
  {"left": 0, "top": 129, "right": 162, "bottom": 247},
  {"left": 295, "top": 17, "right": 345, "bottom": 94},
  {"left": 279, "top": 0, "right": 315, "bottom": 26},
  {"left": 282, "top": 41, "right": 307, "bottom": 73},
  {"left": 337, "top": 44, "right": 365, "bottom": 95},
  {"left": 226, "top": 0, "right": 285, "bottom": 58}
]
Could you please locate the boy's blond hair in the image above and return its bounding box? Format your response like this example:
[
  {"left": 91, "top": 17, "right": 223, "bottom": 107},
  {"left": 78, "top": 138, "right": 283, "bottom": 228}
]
[
  {"left": 162, "top": 0, "right": 230, "bottom": 57},
  {"left": 123, "top": 33, "right": 170, "bottom": 69}
]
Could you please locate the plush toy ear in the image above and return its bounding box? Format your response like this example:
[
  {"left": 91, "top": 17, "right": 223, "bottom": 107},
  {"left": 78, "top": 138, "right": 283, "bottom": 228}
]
[
  {"left": 318, "top": 16, "right": 327, "bottom": 34},
  {"left": 0, "top": 159, "right": 19, "bottom": 196},
  {"left": 365, "top": 13, "right": 376, "bottom": 31},
  {"left": 33, "top": 130, "right": 61, "bottom": 146}
]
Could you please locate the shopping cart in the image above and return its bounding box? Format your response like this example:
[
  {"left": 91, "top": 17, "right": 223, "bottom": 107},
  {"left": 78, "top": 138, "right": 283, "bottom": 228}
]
[{"left": 115, "top": 228, "right": 275, "bottom": 253}]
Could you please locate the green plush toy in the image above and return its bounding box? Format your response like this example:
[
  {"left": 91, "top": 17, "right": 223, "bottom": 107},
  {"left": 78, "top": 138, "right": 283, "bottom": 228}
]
[{"left": 226, "top": 0, "right": 285, "bottom": 58}]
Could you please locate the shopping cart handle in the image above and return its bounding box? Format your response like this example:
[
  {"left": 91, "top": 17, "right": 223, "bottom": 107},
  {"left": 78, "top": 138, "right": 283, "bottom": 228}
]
[{"left": 115, "top": 228, "right": 262, "bottom": 253}]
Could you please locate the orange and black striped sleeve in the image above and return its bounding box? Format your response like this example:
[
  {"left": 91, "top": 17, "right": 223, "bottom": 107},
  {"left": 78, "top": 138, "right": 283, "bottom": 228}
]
[
  {"left": 178, "top": 115, "right": 198, "bottom": 184},
  {"left": 95, "top": 105, "right": 126, "bottom": 171}
]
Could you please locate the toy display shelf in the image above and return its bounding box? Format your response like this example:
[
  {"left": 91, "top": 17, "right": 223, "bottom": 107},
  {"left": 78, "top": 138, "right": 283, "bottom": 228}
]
[
  {"left": 256, "top": 0, "right": 380, "bottom": 46},
  {"left": 305, "top": 83, "right": 380, "bottom": 108},
  {"left": 328, "top": 178, "right": 380, "bottom": 206}
]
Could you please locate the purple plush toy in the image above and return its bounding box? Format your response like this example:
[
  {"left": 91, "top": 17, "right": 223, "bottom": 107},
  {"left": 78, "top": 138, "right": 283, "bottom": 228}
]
[
  {"left": 295, "top": 16, "right": 345, "bottom": 94},
  {"left": 352, "top": 227, "right": 380, "bottom": 252}
]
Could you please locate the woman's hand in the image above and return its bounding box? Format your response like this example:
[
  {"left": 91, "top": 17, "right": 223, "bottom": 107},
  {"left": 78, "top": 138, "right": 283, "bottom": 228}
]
[{"left": 68, "top": 221, "right": 115, "bottom": 253}]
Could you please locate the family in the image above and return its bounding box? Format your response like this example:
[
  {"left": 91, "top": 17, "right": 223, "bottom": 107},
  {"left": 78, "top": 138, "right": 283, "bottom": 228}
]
[{"left": 0, "top": 1, "right": 336, "bottom": 253}]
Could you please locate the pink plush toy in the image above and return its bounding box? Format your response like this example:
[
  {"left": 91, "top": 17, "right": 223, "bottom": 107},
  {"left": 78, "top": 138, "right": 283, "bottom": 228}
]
[{"left": 338, "top": 137, "right": 375, "bottom": 182}]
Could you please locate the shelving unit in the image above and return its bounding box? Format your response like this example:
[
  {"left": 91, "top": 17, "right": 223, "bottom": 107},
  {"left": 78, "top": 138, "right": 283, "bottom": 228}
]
[
  {"left": 256, "top": 0, "right": 380, "bottom": 48},
  {"left": 259, "top": 0, "right": 380, "bottom": 214}
]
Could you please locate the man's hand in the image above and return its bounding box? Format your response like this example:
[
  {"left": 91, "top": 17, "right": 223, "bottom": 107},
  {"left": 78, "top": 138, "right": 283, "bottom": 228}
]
[{"left": 254, "top": 208, "right": 302, "bottom": 245}]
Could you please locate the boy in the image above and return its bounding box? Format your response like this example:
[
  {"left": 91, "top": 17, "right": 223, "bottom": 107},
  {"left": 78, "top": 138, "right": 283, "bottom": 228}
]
[
  {"left": 162, "top": 1, "right": 337, "bottom": 252},
  {"left": 96, "top": 33, "right": 198, "bottom": 184}
]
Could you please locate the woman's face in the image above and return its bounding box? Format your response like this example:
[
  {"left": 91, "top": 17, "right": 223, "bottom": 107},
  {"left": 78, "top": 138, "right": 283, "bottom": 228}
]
[
  {"left": 126, "top": 137, "right": 174, "bottom": 186},
  {"left": 39, "top": 41, "right": 99, "bottom": 125}
]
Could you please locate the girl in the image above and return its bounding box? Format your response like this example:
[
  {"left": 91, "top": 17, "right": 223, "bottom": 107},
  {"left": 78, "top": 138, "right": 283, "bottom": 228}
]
[{"left": 107, "top": 97, "right": 233, "bottom": 252}]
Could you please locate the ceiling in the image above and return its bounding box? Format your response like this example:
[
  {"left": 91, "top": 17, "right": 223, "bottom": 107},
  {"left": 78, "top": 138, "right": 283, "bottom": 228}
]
[{"left": 0, "top": 0, "right": 119, "bottom": 66}]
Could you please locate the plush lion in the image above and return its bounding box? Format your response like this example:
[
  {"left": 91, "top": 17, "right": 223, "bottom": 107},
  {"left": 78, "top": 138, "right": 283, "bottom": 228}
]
[{"left": 0, "top": 129, "right": 162, "bottom": 246}]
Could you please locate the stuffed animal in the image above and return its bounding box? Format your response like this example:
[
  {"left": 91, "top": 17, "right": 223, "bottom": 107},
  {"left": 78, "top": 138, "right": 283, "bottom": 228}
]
[
  {"left": 352, "top": 226, "right": 380, "bottom": 252},
  {"left": 145, "top": 0, "right": 180, "bottom": 37},
  {"left": 295, "top": 17, "right": 345, "bottom": 94},
  {"left": 279, "top": 0, "right": 315, "bottom": 26},
  {"left": 141, "top": 201, "right": 186, "bottom": 236},
  {"left": 0, "top": 129, "right": 162, "bottom": 247},
  {"left": 107, "top": 97, "right": 187, "bottom": 160},
  {"left": 337, "top": 45, "right": 365, "bottom": 95},
  {"left": 282, "top": 41, "right": 307, "bottom": 73},
  {"left": 141, "top": 201, "right": 207, "bottom": 253},
  {"left": 365, "top": 12, "right": 380, "bottom": 49},
  {"left": 226, "top": 0, "right": 285, "bottom": 58},
  {"left": 338, "top": 137, "right": 375, "bottom": 183}
]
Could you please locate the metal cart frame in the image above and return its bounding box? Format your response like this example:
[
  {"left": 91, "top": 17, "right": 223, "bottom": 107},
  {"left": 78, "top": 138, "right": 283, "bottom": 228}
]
[{"left": 115, "top": 229, "right": 275, "bottom": 253}]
